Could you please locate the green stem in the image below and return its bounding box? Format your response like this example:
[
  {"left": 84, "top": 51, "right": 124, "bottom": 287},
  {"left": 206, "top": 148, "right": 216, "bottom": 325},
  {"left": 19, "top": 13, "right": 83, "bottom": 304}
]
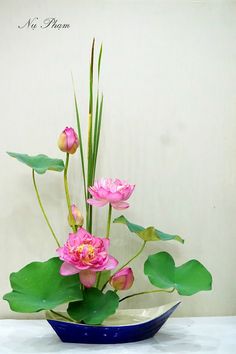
[
  {"left": 96, "top": 204, "right": 113, "bottom": 288},
  {"left": 50, "top": 310, "right": 76, "bottom": 323},
  {"left": 32, "top": 169, "right": 60, "bottom": 247},
  {"left": 117, "top": 241, "right": 146, "bottom": 270},
  {"left": 119, "top": 288, "right": 175, "bottom": 303},
  {"left": 96, "top": 272, "right": 101, "bottom": 289},
  {"left": 101, "top": 240, "right": 146, "bottom": 292},
  {"left": 64, "top": 153, "right": 76, "bottom": 232},
  {"left": 106, "top": 204, "right": 112, "bottom": 238}
]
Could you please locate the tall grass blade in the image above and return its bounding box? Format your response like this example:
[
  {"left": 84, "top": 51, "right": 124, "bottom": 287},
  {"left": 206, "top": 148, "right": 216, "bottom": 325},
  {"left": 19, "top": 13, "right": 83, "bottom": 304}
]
[
  {"left": 73, "top": 91, "right": 87, "bottom": 206},
  {"left": 98, "top": 44, "right": 103, "bottom": 80},
  {"left": 87, "top": 38, "right": 95, "bottom": 232},
  {"left": 92, "top": 43, "right": 103, "bottom": 181},
  {"left": 93, "top": 93, "right": 99, "bottom": 180},
  {"left": 93, "top": 94, "right": 103, "bottom": 173}
]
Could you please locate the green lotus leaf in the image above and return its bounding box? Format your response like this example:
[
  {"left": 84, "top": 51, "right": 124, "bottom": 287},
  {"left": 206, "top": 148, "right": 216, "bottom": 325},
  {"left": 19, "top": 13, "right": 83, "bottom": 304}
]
[
  {"left": 7, "top": 152, "right": 64, "bottom": 174},
  {"left": 67, "top": 288, "right": 119, "bottom": 325},
  {"left": 97, "top": 270, "right": 111, "bottom": 290},
  {"left": 3, "top": 258, "right": 82, "bottom": 312},
  {"left": 144, "top": 252, "right": 212, "bottom": 296},
  {"left": 113, "top": 215, "right": 184, "bottom": 243}
]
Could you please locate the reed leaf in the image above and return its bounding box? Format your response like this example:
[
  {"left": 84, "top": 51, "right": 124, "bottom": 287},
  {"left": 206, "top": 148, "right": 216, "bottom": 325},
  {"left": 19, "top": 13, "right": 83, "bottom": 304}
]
[
  {"left": 93, "top": 94, "right": 103, "bottom": 173},
  {"left": 92, "top": 44, "right": 103, "bottom": 181},
  {"left": 93, "top": 93, "right": 99, "bottom": 181},
  {"left": 87, "top": 38, "right": 95, "bottom": 232},
  {"left": 98, "top": 44, "right": 103, "bottom": 80},
  {"left": 74, "top": 91, "right": 87, "bottom": 205}
]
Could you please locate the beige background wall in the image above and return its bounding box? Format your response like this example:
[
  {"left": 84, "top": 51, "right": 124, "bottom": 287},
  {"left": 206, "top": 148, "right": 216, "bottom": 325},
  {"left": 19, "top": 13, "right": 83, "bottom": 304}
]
[{"left": 1, "top": 0, "right": 236, "bottom": 318}]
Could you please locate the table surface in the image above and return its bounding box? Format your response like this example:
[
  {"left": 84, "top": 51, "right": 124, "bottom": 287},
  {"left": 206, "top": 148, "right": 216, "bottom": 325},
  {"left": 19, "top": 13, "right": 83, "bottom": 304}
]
[{"left": 0, "top": 317, "right": 235, "bottom": 354}]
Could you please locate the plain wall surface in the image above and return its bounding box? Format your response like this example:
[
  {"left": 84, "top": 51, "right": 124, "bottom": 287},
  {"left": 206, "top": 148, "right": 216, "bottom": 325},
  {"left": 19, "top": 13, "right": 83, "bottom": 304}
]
[{"left": 0, "top": 0, "right": 236, "bottom": 318}]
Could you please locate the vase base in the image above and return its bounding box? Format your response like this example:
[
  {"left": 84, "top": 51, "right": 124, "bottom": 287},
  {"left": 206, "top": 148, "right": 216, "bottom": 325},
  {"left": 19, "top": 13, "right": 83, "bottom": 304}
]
[{"left": 46, "top": 301, "right": 180, "bottom": 344}]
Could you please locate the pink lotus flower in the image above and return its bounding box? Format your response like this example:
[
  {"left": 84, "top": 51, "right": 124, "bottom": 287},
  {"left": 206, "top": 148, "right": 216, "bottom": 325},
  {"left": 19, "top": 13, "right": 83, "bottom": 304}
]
[
  {"left": 57, "top": 227, "right": 118, "bottom": 287},
  {"left": 58, "top": 127, "right": 79, "bottom": 154},
  {"left": 87, "top": 178, "right": 135, "bottom": 210},
  {"left": 109, "top": 267, "right": 134, "bottom": 290},
  {"left": 68, "top": 204, "right": 84, "bottom": 227}
]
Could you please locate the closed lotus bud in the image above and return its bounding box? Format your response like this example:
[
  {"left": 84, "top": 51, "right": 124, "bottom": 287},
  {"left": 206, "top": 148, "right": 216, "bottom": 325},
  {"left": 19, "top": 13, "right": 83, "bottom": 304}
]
[
  {"left": 109, "top": 267, "right": 134, "bottom": 290},
  {"left": 58, "top": 127, "right": 79, "bottom": 154},
  {"left": 68, "top": 204, "right": 84, "bottom": 227}
]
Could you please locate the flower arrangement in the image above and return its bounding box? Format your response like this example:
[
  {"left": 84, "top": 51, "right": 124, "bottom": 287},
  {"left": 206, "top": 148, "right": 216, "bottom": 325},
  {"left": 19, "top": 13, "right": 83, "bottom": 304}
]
[{"left": 3, "top": 41, "right": 212, "bottom": 326}]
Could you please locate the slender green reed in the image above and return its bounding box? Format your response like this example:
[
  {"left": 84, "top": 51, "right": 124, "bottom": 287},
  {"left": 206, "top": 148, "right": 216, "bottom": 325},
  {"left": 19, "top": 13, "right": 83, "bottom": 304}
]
[
  {"left": 73, "top": 40, "right": 104, "bottom": 234},
  {"left": 86, "top": 39, "right": 95, "bottom": 233},
  {"left": 74, "top": 90, "right": 87, "bottom": 206}
]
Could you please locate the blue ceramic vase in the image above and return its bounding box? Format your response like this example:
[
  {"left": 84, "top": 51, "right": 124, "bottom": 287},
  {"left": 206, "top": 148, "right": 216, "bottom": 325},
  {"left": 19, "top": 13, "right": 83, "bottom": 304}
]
[{"left": 46, "top": 301, "right": 180, "bottom": 344}]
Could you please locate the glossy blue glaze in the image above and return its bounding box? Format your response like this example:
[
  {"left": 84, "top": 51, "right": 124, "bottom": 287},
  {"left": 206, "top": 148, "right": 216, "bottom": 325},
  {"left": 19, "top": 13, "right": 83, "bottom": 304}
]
[{"left": 47, "top": 302, "right": 180, "bottom": 344}]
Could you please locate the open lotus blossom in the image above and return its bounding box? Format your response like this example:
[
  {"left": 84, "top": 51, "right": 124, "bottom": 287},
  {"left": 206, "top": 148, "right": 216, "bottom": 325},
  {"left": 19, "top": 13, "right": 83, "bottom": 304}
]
[
  {"left": 58, "top": 127, "right": 79, "bottom": 154},
  {"left": 109, "top": 267, "right": 134, "bottom": 290},
  {"left": 87, "top": 178, "right": 135, "bottom": 210},
  {"left": 57, "top": 227, "right": 118, "bottom": 287}
]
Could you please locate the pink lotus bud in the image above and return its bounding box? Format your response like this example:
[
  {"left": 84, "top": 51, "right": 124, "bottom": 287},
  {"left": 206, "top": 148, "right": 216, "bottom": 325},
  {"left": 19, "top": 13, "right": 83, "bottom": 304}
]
[
  {"left": 109, "top": 267, "right": 134, "bottom": 290},
  {"left": 68, "top": 204, "right": 84, "bottom": 227},
  {"left": 58, "top": 127, "right": 79, "bottom": 154}
]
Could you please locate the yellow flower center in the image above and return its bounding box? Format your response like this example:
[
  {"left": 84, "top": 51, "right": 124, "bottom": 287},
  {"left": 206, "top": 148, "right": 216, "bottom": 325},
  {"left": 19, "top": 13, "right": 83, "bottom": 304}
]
[{"left": 77, "top": 244, "right": 95, "bottom": 263}]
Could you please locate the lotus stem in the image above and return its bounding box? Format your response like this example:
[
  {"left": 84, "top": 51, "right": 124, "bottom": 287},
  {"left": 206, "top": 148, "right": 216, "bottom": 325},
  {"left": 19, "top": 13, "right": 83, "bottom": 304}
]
[
  {"left": 50, "top": 310, "right": 76, "bottom": 323},
  {"left": 106, "top": 204, "right": 112, "bottom": 239},
  {"left": 97, "top": 204, "right": 113, "bottom": 289},
  {"left": 32, "top": 169, "right": 60, "bottom": 247},
  {"left": 101, "top": 241, "right": 146, "bottom": 291},
  {"left": 117, "top": 241, "right": 146, "bottom": 270},
  {"left": 64, "top": 153, "right": 76, "bottom": 232},
  {"left": 119, "top": 288, "right": 175, "bottom": 303}
]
